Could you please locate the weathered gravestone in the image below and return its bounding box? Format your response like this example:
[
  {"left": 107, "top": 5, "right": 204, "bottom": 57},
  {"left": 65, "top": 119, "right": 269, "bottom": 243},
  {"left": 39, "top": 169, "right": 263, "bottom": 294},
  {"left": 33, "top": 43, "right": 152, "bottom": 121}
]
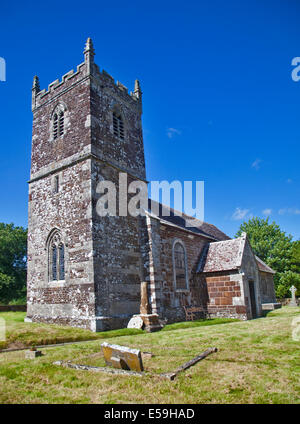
[
  {"left": 25, "top": 349, "right": 42, "bottom": 359},
  {"left": 289, "top": 285, "right": 298, "bottom": 307},
  {"left": 101, "top": 342, "right": 144, "bottom": 372},
  {"left": 127, "top": 315, "right": 144, "bottom": 329}
]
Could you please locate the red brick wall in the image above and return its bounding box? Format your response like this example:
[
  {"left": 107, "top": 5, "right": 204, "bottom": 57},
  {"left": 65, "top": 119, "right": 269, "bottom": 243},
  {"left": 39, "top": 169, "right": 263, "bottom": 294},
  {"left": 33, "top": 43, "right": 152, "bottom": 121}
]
[{"left": 205, "top": 272, "right": 247, "bottom": 319}]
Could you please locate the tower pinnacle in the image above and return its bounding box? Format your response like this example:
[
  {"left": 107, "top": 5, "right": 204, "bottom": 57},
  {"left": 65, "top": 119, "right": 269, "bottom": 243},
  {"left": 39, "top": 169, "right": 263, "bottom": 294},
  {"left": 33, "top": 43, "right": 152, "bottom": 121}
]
[
  {"left": 134, "top": 79, "right": 142, "bottom": 100},
  {"left": 84, "top": 38, "right": 95, "bottom": 74},
  {"left": 31, "top": 75, "right": 40, "bottom": 111},
  {"left": 32, "top": 75, "right": 40, "bottom": 92},
  {"left": 84, "top": 37, "right": 95, "bottom": 56}
]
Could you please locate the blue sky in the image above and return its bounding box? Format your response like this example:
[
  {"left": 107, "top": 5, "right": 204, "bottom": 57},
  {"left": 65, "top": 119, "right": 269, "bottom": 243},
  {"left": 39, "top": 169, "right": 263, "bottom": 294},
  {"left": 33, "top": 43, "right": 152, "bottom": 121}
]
[{"left": 0, "top": 0, "right": 299, "bottom": 239}]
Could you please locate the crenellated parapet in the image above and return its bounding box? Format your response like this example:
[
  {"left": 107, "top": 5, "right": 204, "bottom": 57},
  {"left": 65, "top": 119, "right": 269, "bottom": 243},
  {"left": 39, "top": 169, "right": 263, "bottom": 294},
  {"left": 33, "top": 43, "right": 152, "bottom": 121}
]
[{"left": 32, "top": 38, "right": 142, "bottom": 112}]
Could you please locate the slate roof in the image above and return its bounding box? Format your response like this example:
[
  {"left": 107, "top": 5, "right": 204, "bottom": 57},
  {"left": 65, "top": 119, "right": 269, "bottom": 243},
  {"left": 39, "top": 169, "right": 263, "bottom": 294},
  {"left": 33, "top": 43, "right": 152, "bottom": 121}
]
[
  {"left": 148, "top": 199, "right": 230, "bottom": 241},
  {"left": 147, "top": 200, "right": 275, "bottom": 275},
  {"left": 255, "top": 256, "right": 276, "bottom": 274},
  {"left": 196, "top": 234, "right": 276, "bottom": 274},
  {"left": 196, "top": 236, "right": 245, "bottom": 273}
]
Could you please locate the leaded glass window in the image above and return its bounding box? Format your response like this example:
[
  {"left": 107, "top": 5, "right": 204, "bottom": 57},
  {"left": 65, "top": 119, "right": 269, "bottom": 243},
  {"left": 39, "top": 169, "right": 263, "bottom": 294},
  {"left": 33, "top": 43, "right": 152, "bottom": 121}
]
[
  {"left": 48, "top": 231, "right": 65, "bottom": 281},
  {"left": 59, "top": 244, "right": 65, "bottom": 280}
]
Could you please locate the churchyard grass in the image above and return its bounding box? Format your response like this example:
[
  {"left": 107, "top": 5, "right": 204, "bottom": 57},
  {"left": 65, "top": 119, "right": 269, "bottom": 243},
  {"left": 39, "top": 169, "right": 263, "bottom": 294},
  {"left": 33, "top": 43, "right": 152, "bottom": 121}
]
[
  {"left": 0, "top": 307, "right": 299, "bottom": 404},
  {"left": 0, "top": 311, "right": 143, "bottom": 350},
  {"left": 0, "top": 312, "right": 237, "bottom": 351}
]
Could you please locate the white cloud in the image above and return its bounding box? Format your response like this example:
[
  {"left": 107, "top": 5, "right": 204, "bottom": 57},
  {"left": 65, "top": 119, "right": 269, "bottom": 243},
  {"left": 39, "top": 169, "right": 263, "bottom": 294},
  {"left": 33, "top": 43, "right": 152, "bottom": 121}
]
[
  {"left": 167, "top": 127, "right": 181, "bottom": 139},
  {"left": 262, "top": 208, "right": 272, "bottom": 216},
  {"left": 251, "top": 158, "right": 262, "bottom": 170},
  {"left": 232, "top": 207, "right": 250, "bottom": 221},
  {"left": 278, "top": 208, "right": 300, "bottom": 216}
]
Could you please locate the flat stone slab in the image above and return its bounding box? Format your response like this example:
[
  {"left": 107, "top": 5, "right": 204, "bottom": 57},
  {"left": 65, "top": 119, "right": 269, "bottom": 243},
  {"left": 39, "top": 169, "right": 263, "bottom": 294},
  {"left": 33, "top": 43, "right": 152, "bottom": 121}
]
[
  {"left": 261, "top": 303, "right": 282, "bottom": 311},
  {"left": 140, "top": 313, "right": 163, "bottom": 332},
  {"left": 53, "top": 361, "right": 144, "bottom": 377},
  {"left": 101, "top": 342, "right": 144, "bottom": 372},
  {"left": 141, "top": 351, "right": 154, "bottom": 359},
  {"left": 25, "top": 350, "right": 42, "bottom": 359}
]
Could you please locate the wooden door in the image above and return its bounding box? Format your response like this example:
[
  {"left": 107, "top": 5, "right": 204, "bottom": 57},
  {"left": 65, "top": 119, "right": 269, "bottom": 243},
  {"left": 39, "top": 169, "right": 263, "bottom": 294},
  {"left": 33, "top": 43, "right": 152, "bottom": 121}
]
[{"left": 248, "top": 280, "right": 257, "bottom": 318}]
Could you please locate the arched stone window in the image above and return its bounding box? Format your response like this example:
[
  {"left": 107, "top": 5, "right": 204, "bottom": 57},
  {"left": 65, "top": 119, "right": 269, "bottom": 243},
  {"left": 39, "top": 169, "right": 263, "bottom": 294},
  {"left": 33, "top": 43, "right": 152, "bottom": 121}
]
[
  {"left": 51, "top": 103, "right": 67, "bottom": 140},
  {"left": 112, "top": 109, "right": 125, "bottom": 140},
  {"left": 48, "top": 230, "right": 65, "bottom": 281},
  {"left": 172, "top": 239, "right": 188, "bottom": 290}
]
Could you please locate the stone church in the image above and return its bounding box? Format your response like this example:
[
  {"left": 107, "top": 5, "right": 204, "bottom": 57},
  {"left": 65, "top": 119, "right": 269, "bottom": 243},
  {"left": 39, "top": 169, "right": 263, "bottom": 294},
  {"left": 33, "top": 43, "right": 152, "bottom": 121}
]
[{"left": 26, "top": 39, "right": 277, "bottom": 331}]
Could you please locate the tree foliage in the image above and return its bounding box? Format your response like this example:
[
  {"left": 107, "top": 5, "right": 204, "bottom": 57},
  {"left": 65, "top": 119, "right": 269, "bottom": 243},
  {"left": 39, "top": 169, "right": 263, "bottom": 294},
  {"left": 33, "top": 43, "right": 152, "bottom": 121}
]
[
  {"left": 291, "top": 240, "right": 300, "bottom": 272},
  {"left": 0, "top": 223, "right": 27, "bottom": 304},
  {"left": 235, "top": 217, "right": 299, "bottom": 298},
  {"left": 276, "top": 271, "right": 300, "bottom": 299}
]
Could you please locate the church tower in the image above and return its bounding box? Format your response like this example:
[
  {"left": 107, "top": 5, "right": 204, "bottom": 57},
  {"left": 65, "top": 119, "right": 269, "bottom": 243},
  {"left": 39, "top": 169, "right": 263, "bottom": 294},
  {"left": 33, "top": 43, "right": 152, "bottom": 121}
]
[{"left": 26, "top": 39, "right": 147, "bottom": 331}]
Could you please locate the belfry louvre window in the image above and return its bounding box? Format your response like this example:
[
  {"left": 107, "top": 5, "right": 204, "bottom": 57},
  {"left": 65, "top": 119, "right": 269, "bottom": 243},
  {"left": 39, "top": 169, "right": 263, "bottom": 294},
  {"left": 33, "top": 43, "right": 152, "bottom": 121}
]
[
  {"left": 173, "top": 241, "right": 188, "bottom": 290},
  {"left": 113, "top": 112, "right": 124, "bottom": 140},
  {"left": 53, "top": 113, "right": 58, "bottom": 139},
  {"left": 59, "top": 111, "right": 64, "bottom": 136},
  {"left": 53, "top": 110, "right": 65, "bottom": 139},
  {"left": 54, "top": 175, "right": 59, "bottom": 193},
  {"left": 48, "top": 231, "right": 65, "bottom": 281}
]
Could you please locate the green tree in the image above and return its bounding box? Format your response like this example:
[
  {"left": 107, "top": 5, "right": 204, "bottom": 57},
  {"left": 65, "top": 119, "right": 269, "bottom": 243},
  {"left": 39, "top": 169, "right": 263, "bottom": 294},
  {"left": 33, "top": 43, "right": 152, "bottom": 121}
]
[
  {"left": 0, "top": 223, "right": 27, "bottom": 304},
  {"left": 276, "top": 271, "right": 300, "bottom": 299},
  {"left": 291, "top": 240, "right": 300, "bottom": 273},
  {"left": 235, "top": 217, "right": 299, "bottom": 298}
]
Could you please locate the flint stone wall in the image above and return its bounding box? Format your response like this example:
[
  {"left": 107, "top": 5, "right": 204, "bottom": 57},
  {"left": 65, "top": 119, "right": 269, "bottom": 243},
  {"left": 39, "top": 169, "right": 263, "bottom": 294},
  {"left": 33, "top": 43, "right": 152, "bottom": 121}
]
[{"left": 27, "top": 55, "right": 147, "bottom": 331}]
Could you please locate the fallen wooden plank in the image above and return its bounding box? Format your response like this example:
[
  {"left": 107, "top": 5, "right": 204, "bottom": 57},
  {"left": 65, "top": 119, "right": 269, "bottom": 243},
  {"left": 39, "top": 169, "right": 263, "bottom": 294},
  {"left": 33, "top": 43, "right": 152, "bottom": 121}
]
[{"left": 160, "top": 347, "right": 218, "bottom": 381}]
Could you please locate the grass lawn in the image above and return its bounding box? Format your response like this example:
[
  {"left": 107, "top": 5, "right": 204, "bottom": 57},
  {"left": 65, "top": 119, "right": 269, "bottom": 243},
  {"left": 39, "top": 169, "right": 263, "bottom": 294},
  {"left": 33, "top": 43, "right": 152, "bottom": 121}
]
[
  {"left": 0, "top": 307, "right": 299, "bottom": 404},
  {"left": 0, "top": 312, "right": 236, "bottom": 351},
  {"left": 0, "top": 311, "right": 144, "bottom": 350}
]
